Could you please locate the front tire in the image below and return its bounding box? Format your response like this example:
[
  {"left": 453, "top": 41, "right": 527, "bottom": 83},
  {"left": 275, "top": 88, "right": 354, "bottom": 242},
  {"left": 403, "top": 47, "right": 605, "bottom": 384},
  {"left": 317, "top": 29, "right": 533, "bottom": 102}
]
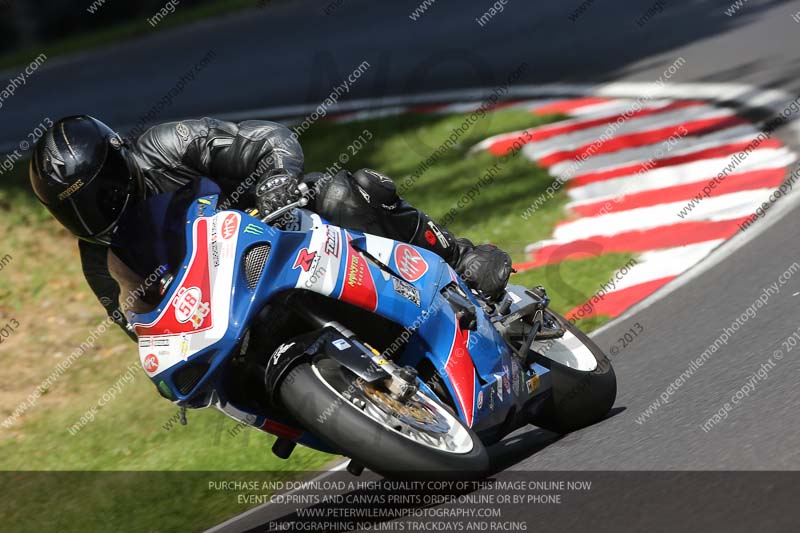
[
  {"left": 529, "top": 311, "right": 617, "bottom": 433},
  {"left": 279, "top": 357, "right": 490, "bottom": 479}
]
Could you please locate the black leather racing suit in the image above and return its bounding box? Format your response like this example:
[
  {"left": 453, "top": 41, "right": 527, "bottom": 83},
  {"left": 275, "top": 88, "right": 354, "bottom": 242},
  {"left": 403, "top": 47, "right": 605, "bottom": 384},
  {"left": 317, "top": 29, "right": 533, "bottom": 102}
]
[{"left": 81, "top": 118, "right": 512, "bottom": 336}]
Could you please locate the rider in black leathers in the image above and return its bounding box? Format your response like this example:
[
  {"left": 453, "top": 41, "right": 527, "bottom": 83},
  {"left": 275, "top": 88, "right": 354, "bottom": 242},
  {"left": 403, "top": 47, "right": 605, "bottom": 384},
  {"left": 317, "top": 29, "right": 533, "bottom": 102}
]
[{"left": 30, "top": 116, "right": 513, "bottom": 340}]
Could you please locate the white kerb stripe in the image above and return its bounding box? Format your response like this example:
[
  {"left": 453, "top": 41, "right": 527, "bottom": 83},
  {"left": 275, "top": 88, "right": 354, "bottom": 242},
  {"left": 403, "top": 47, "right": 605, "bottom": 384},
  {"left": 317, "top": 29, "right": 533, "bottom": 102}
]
[
  {"left": 548, "top": 125, "right": 761, "bottom": 178},
  {"left": 610, "top": 240, "right": 724, "bottom": 292},
  {"left": 552, "top": 188, "right": 774, "bottom": 242},
  {"left": 524, "top": 106, "right": 734, "bottom": 160},
  {"left": 566, "top": 148, "right": 796, "bottom": 202}
]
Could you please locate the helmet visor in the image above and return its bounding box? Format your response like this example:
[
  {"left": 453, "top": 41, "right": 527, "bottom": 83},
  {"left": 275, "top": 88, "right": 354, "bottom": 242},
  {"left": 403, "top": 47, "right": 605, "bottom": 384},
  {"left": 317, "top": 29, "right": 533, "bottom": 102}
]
[{"left": 48, "top": 148, "right": 135, "bottom": 244}]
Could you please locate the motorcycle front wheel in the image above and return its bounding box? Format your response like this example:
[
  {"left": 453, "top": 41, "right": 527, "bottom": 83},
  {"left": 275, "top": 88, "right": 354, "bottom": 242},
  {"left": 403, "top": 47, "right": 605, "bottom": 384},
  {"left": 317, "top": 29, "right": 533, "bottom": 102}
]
[{"left": 279, "top": 356, "right": 490, "bottom": 480}]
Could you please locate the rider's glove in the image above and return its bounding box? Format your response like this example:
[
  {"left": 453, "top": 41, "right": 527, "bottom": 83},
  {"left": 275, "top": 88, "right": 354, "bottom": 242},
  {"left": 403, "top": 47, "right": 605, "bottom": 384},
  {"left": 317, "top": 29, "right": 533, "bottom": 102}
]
[
  {"left": 255, "top": 172, "right": 300, "bottom": 215},
  {"left": 455, "top": 240, "right": 513, "bottom": 301}
]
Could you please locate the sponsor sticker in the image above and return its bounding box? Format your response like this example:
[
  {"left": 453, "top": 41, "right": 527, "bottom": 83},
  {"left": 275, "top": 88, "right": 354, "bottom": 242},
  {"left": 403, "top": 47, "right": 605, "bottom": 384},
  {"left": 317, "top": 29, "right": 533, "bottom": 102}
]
[
  {"left": 159, "top": 274, "right": 174, "bottom": 296},
  {"left": 477, "top": 390, "right": 484, "bottom": 409},
  {"left": 512, "top": 363, "right": 520, "bottom": 396},
  {"left": 526, "top": 375, "right": 541, "bottom": 394},
  {"left": 391, "top": 277, "right": 421, "bottom": 306},
  {"left": 332, "top": 338, "right": 351, "bottom": 351},
  {"left": 244, "top": 223, "right": 265, "bottom": 235},
  {"left": 271, "top": 342, "right": 295, "bottom": 365},
  {"left": 211, "top": 242, "right": 220, "bottom": 267},
  {"left": 293, "top": 249, "right": 318, "bottom": 273},
  {"left": 346, "top": 254, "right": 366, "bottom": 287},
  {"left": 173, "top": 286, "right": 210, "bottom": 329},
  {"left": 143, "top": 353, "right": 159, "bottom": 374},
  {"left": 324, "top": 227, "right": 340, "bottom": 257},
  {"left": 394, "top": 244, "right": 428, "bottom": 282},
  {"left": 211, "top": 217, "right": 220, "bottom": 266},
  {"left": 494, "top": 374, "right": 504, "bottom": 402},
  {"left": 179, "top": 333, "right": 190, "bottom": 357},
  {"left": 221, "top": 213, "right": 238, "bottom": 240},
  {"left": 339, "top": 235, "right": 379, "bottom": 310}
]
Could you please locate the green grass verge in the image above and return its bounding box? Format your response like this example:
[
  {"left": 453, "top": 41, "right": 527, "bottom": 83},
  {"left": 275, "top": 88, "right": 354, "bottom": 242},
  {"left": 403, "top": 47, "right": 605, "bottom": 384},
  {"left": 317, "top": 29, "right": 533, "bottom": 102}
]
[
  {"left": 1, "top": 471, "right": 318, "bottom": 533},
  {"left": 303, "top": 110, "right": 570, "bottom": 260},
  {"left": 0, "top": 107, "right": 620, "bottom": 531}
]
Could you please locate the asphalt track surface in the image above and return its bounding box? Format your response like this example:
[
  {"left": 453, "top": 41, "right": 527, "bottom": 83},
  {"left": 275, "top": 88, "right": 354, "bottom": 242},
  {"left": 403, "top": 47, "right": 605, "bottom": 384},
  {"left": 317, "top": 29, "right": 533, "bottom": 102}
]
[
  {"left": 4, "top": 0, "right": 800, "bottom": 144},
  {"left": 4, "top": 1, "right": 800, "bottom": 531}
]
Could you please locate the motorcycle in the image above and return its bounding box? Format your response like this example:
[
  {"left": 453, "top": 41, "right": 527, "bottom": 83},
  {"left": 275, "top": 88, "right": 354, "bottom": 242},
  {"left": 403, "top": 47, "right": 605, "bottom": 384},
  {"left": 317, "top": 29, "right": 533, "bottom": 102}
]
[{"left": 122, "top": 178, "right": 616, "bottom": 479}]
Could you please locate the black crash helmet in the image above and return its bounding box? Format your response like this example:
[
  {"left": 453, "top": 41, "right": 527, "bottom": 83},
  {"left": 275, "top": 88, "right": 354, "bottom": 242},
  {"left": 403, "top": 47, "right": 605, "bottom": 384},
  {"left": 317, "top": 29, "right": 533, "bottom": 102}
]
[{"left": 29, "top": 115, "right": 141, "bottom": 245}]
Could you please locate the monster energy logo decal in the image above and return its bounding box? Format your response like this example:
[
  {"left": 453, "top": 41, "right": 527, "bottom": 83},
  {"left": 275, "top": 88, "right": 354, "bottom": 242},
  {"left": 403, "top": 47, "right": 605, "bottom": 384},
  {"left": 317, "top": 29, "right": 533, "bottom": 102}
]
[{"left": 243, "top": 224, "right": 265, "bottom": 235}]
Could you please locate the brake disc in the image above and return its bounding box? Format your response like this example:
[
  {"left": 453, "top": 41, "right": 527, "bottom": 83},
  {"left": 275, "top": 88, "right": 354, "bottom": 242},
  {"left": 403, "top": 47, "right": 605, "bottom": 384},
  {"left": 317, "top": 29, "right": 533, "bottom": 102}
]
[{"left": 359, "top": 383, "right": 450, "bottom": 434}]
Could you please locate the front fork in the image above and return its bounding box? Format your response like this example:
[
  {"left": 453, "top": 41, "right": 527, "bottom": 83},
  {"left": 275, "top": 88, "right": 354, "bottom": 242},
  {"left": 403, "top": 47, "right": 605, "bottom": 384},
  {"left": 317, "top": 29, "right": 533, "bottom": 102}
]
[{"left": 285, "top": 300, "right": 422, "bottom": 403}]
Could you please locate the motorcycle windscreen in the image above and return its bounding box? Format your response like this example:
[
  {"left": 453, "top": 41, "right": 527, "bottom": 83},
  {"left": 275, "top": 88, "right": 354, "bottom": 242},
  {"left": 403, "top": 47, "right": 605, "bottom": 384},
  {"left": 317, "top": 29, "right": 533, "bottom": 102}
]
[{"left": 109, "top": 178, "right": 222, "bottom": 312}]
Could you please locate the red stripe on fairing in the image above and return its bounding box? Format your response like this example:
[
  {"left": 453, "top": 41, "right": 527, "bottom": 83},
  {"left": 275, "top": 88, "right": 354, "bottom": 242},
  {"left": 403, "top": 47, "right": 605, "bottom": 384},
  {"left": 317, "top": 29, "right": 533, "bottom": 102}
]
[
  {"left": 566, "top": 276, "right": 675, "bottom": 319},
  {"left": 531, "top": 97, "right": 614, "bottom": 115},
  {"left": 135, "top": 218, "right": 213, "bottom": 336},
  {"left": 444, "top": 324, "right": 476, "bottom": 427},
  {"left": 485, "top": 101, "right": 704, "bottom": 156},
  {"left": 339, "top": 233, "right": 378, "bottom": 311},
  {"left": 515, "top": 218, "right": 746, "bottom": 270},
  {"left": 568, "top": 138, "right": 785, "bottom": 187},
  {"left": 259, "top": 419, "right": 303, "bottom": 440},
  {"left": 538, "top": 116, "right": 748, "bottom": 166},
  {"left": 571, "top": 168, "right": 788, "bottom": 217}
]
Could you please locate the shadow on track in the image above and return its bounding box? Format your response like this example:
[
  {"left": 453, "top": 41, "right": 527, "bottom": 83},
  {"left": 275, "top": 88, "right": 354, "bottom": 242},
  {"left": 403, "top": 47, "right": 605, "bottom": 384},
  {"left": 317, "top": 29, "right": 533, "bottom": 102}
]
[{"left": 244, "top": 410, "right": 627, "bottom": 532}]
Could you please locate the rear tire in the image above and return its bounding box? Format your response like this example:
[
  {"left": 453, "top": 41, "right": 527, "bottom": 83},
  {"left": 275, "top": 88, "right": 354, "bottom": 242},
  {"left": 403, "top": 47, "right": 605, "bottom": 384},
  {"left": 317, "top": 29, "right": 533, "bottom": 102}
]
[
  {"left": 529, "top": 312, "right": 617, "bottom": 433},
  {"left": 279, "top": 357, "right": 490, "bottom": 480}
]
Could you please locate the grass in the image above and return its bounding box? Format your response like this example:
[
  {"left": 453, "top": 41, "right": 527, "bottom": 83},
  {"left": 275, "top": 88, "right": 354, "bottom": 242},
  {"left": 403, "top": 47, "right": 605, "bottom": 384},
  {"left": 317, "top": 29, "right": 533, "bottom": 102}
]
[
  {"left": 0, "top": 107, "right": 621, "bottom": 531},
  {"left": 304, "top": 110, "right": 570, "bottom": 260},
  {"left": 1, "top": 471, "right": 318, "bottom": 533},
  {"left": 0, "top": 0, "right": 267, "bottom": 71}
]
